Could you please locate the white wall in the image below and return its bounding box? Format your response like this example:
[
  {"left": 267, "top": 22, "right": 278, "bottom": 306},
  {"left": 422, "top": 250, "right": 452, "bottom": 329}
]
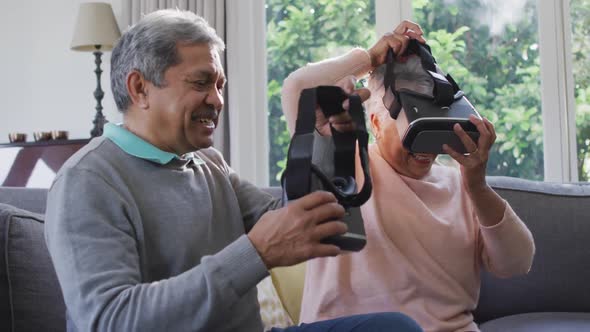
[{"left": 0, "top": 0, "right": 123, "bottom": 142}]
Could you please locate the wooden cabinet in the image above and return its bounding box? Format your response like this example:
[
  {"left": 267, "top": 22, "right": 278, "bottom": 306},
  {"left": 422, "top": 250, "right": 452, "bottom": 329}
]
[{"left": 0, "top": 139, "right": 89, "bottom": 188}]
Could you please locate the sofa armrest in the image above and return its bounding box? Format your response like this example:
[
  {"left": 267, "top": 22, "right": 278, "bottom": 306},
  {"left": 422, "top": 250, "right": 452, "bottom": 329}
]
[
  {"left": 475, "top": 176, "right": 590, "bottom": 323},
  {"left": 0, "top": 187, "right": 48, "bottom": 214}
]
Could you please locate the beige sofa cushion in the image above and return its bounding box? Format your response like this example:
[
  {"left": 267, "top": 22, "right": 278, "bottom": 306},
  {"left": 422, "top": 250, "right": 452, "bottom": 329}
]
[
  {"left": 270, "top": 263, "right": 307, "bottom": 324},
  {"left": 257, "top": 275, "right": 293, "bottom": 329}
]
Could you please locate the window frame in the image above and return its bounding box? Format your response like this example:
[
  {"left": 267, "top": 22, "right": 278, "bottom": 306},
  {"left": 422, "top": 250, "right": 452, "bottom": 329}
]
[
  {"left": 537, "top": 0, "right": 578, "bottom": 182},
  {"left": 234, "top": 0, "right": 579, "bottom": 185}
]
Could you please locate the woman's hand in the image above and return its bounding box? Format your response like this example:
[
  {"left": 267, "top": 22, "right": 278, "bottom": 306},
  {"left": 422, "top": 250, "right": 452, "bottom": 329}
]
[
  {"left": 315, "top": 75, "right": 371, "bottom": 136},
  {"left": 367, "top": 20, "right": 426, "bottom": 68},
  {"left": 444, "top": 115, "right": 509, "bottom": 227},
  {"left": 443, "top": 115, "right": 497, "bottom": 194}
]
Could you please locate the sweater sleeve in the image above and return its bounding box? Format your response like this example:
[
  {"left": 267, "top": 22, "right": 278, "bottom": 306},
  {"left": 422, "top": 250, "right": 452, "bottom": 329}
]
[
  {"left": 201, "top": 147, "right": 284, "bottom": 232},
  {"left": 478, "top": 201, "right": 536, "bottom": 278},
  {"left": 281, "top": 48, "right": 373, "bottom": 135},
  {"left": 228, "top": 168, "right": 284, "bottom": 232},
  {"left": 44, "top": 168, "right": 268, "bottom": 332}
]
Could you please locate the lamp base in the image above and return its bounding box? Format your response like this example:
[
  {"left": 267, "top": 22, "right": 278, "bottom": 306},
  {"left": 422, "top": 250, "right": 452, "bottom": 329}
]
[
  {"left": 91, "top": 45, "right": 106, "bottom": 138},
  {"left": 90, "top": 112, "right": 107, "bottom": 137}
]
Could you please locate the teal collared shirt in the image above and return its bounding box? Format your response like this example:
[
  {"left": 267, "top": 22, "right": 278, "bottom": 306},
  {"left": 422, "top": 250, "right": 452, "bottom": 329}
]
[{"left": 103, "top": 123, "right": 204, "bottom": 165}]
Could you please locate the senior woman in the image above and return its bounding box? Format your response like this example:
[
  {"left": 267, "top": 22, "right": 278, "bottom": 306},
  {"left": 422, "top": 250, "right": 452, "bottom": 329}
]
[{"left": 281, "top": 21, "right": 535, "bottom": 332}]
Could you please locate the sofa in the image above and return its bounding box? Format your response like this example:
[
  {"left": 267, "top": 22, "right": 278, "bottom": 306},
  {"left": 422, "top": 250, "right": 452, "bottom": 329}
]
[{"left": 2, "top": 176, "right": 590, "bottom": 331}]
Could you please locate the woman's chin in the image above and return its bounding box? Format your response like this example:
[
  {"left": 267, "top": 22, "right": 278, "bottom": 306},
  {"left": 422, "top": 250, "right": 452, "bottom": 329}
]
[{"left": 402, "top": 160, "right": 434, "bottom": 179}]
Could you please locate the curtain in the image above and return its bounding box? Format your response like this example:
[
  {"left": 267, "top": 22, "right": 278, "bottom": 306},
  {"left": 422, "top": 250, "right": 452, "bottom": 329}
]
[
  {"left": 224, "top": 0, "right": 269, "bottom": 184},
  {"left": 121, "top": 0, "right": 230, "bottom": 161}
]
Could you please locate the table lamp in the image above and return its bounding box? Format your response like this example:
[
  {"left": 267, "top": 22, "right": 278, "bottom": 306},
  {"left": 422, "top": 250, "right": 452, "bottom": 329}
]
[{"left": 71, "top": 2, "right": 121, "bottom": 137}]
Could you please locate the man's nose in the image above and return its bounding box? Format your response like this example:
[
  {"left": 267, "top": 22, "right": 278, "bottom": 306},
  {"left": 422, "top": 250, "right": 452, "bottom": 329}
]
[{"left": 206, "top": 87, "right": 224, "bottom": 111}]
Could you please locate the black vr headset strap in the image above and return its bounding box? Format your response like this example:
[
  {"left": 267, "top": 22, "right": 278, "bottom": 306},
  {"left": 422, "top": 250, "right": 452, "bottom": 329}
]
[
  {"left": 384, "top": 48, "right": 402, "bottom": 119},
  {"left": 316, "top": 86, "right": 348, "bottom": 117},
  {"left": 389, "top": 40, "right": 457, "bottom": 107},
  {"left": 284, "top": 86, "right": 372, "bottom": 208},
  {"left": 332, "top": 130, "right": 356, "bottom": 178},
  {"left": 409, "top": 40, "right": 436, "bottom": 73},
  {"left": 346, "top": 94, "right": 372, "bottom": 206},
  {"left": 308, "top": 93, "right": 372, "bottom": 207},
  {"left": 410, "top": 40, "right": 457, "bottom": 106},
  {"left": 315, "top": 87, "right": 356, "bottom": 181},
  {"left": 445, "top": 73, "right": 461, "bottom": 98},
  {"left": 283, "top": 88, "right": 317, "bottom": 201},
  {"left": 430, "top": 72, "right": 456, "bottom": 106},
  {"left": 317, "top": 87, "right": 370, "bottom": 206}
]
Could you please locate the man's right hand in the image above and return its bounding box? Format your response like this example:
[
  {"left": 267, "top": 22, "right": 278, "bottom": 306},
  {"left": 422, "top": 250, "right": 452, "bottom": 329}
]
[{"left": 247, "top": 191, "right": 347, "bottom": 269}]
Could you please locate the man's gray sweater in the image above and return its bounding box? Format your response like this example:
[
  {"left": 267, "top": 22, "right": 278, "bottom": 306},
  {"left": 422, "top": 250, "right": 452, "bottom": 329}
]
[{"left": 44, "top": 137, "right": 281, "bottom": 331}]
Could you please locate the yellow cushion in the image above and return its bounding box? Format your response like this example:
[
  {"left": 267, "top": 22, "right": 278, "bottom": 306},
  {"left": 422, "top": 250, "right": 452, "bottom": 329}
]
[
  {"left": 257, "top": 275, "right": 294, "bottom": 329},
  {"left": 270, "top": 263, "right": 307, "bottom": 324}
]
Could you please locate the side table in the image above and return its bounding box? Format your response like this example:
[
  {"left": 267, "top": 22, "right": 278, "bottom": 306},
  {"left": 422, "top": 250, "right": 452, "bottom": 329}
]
[{"left": 0, "top": 139, "right": 90, "bottom": 188}]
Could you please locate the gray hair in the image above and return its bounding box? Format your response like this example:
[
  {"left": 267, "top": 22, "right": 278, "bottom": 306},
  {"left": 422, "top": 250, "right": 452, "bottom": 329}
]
[
  {"left": 367, "top": 64, "right": 388, "bottom": 118},
  {"left": 110, "top": 9, "right": 225, "bottom": 112},
  {"left": 369, "top": 63, "right": 386, "bottom": 89}
]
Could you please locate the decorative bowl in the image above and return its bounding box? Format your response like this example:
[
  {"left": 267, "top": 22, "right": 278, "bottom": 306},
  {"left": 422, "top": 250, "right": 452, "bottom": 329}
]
[
  {"left": 51, "top": 130, "right": 69, "bottom": 140},
  {"left": 8, "top": 132, "right": 27, "bottom": 143},
  {"left": 33, "top": 131, "right": 52, "bottom": 142}
]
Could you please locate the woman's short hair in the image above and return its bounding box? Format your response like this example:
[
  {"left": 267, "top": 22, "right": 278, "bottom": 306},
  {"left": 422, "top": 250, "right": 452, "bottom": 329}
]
[
  {"left": 110, "top": 9, "right": 225, "bottom": 112},
  {"left": 367, "top": 64, "right": 389, "bottom": 118}
]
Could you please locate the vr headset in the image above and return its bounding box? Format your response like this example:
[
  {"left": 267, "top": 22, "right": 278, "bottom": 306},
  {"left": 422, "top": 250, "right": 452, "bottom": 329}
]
[
  {"left": 282, "top": 86, "right": 372, "bottom": 252},
  {"left": 383, "top": 39, "right": 481, "bottom": 154}
]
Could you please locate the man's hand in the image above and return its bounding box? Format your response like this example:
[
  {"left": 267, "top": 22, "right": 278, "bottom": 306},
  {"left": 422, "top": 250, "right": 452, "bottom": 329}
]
[
  {"left": 247, "top": 191, "right": 347, "bottom": 269},
  {"left": 315, "top": 76, "right": 371, "bottom": 136}
]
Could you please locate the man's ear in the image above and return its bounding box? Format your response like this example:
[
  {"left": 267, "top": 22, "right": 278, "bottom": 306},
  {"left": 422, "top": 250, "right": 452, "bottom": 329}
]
[{"left": 127, "top": 70, "right": 149, "bottom": 109}]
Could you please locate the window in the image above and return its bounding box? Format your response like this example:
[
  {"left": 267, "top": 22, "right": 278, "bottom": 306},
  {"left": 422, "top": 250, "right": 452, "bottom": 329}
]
[
  {"left": 265, "top": 0, "right": 376, "bottom": 185},
  {"left": 412, "top": 0, "right": 544, "bottom": 180},
  {"left": 571, "top": 0, "right": 590, "bottom": 180},
  {"left": 257, "top": 0, "right": 585, "bottom": 184}
]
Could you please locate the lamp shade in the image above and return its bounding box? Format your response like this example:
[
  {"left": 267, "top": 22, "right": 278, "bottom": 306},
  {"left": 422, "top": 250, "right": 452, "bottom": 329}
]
[{"left": 71, "top": 2, "right": 121, "bottom": 51}]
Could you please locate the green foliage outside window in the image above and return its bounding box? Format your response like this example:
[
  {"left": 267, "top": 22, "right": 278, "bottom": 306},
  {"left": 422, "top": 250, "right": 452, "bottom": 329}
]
[
  {"left": 266, "top": 0, "right": 376, "bottom": 185},
  {"left": 571, "top": 0, "right": 590, "bottom": 180},
  {"left": 413, "top": 0, "right": 545, "bottom": 179},
  {"left": 266, "top": 0, "right": 590, "bottom": 184}
]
